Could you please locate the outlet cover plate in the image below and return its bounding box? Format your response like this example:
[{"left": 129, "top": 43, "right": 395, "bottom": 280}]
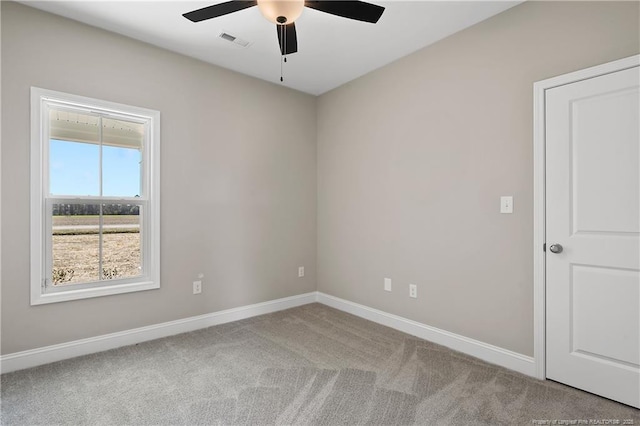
[{"left": 500, "top": 196, "right": 513, "bottom": 214}]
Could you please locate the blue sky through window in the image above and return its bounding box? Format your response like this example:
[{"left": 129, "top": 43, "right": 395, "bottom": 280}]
[{"left": 50, "top": 139, "right": 141, "bottom": 197}]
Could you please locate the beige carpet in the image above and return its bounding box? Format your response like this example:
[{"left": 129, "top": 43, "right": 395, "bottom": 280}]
[{"left": 1, "top": 303, "right": 638, "bottom": 425}]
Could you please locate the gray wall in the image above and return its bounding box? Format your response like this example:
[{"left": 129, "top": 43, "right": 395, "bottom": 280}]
[
  {"left": 316, "top": 1, "right": 639, "bottom": 356},
  {"left": 1, "top": 2, "right": 317, "bottom": 354}
]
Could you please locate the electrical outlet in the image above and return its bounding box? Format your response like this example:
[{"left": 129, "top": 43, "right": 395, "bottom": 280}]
[
  {"left": 384, "top": 278, "right": 392, "bottom": 292},
  {"left": 409, "top": 284, "right": 417, "bottom": 298},
  {"left": 193, "top": 280, "right": 202, "bottom": 294},
  {"left": 500, "top": 196, "right": 513, "bottom": 214},
  {"left": 298, "top": 266, "right": 305, "bottom": 277}
]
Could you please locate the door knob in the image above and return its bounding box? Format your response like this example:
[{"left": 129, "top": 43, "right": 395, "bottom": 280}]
[{"left": 549, "top": 244, "right": 563, "bottom": 254}]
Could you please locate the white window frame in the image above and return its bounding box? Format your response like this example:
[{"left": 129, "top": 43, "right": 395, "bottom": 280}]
[{"left": 30, "top": 87, "right": 161, "bottom": 305}]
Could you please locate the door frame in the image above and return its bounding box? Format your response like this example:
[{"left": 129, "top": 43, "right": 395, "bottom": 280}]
[{"left": 532, "top": 54, "right": 640, "bottom": 380}]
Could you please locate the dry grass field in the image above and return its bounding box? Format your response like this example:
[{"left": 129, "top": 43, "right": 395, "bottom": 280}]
[
  {"left": 53, "top": 215, "right": 140, "bottom": 227},
  {"left": 52, "top": 215, "right": 141, "bottom": 285}
]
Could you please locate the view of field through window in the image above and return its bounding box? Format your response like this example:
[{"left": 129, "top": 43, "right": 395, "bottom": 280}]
[
  {"left": 49, "top": 110, "right": 145, "bottom": 286},
  {"left": 52, "top": 205, "right": 141, "bottom": 285}
]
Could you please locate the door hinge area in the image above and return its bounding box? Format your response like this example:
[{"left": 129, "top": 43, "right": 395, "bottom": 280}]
[
  {"left": 543, "top": 243, "right": 546, "bottom": 252},
  {"left": 42, "top": 278, "right": 48, "bottom": 290}
]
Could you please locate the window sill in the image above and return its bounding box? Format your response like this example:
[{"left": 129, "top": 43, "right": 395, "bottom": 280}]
[{"left": 30, "top": 279, "right": 159, "bottom": 305}]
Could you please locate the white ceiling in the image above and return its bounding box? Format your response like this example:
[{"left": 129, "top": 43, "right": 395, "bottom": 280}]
[{"left": 20, "top": 1, "right": 522, "bottom": 95}]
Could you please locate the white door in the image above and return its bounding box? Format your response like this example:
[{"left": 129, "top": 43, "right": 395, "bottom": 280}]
[{"left": 546, "top": 65, "right": 640, "bottom": 408}]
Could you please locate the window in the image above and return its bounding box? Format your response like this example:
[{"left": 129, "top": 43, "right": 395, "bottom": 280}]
[{"left": 30, "top": 87, "right": 160, "bottom": 305}]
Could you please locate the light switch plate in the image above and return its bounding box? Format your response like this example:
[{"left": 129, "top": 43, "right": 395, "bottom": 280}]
[
  {"left": 384, "top": 278, "right": 392, "bottom": 292},
  {"left": 500, "top": 196, "right": 513, "bottom": 214}
]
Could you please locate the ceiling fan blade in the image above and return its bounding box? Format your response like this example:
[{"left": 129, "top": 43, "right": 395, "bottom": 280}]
[
  {"left": 183, "top": 1, "right": 257, "bottom": 22},
  {"left": 304, "top": 1, "right": 384, "bottom": 23},
  {"left": 276, "top": 23, "right": 298, "bottom": 55}
]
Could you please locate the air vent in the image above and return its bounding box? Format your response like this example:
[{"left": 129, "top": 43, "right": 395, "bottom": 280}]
[
  {"left": 219, "top": 32, "right": 251, "bottom": 48},
  {"left": 220, "top": 32, "right": 236, "bottom": 42}
]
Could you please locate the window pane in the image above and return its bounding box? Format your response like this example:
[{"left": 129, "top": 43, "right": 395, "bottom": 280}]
[
  {"left": 50, "top": 139, "right": 99, "bottom": 196},
  {"left": 52, "top": 204, "right": 100, "bottom": 285},
  {"left": 101, "top": 204, "right": 141, "bottom": 280},
  {"left": 102, "top": 117, "right": 143, "bottom": 198},
  {"left": 102, "top": 145, "right": 142, "bottom": 197},
  {"left": 49, "top": 108, "right": 101, "bottom": 145}
]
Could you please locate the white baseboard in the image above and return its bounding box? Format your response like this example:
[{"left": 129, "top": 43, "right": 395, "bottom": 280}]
[
  {"left": 1, "top": 291, "right": 535, "bottom": 378},
  {"left": 316, "top": 292, "right": 536, "bottom": 377},
  {"left": 0, "top": 292, "right": 317, "bottom": 374}
]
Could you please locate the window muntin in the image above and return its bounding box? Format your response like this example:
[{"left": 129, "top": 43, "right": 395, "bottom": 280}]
[{"left": 31, "top": 88, "right": 160, "bottom": 304}]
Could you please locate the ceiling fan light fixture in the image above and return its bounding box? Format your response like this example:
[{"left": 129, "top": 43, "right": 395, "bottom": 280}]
[{"left": 257, "top": 0, "right": 304, "bottom": 24}]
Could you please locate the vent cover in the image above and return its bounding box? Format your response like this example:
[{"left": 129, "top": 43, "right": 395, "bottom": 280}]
[{"left": 219, "top": 32, "right": 251, "bottom": 48}]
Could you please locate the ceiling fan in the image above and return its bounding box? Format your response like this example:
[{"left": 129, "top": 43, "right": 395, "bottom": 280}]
[{"left": 183, "top": 1, "right": 385, "bottom": 56}]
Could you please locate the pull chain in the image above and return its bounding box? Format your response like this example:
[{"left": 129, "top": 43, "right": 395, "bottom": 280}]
[{"left": 279, "top": 23, "right": 287, "bottom": 83}]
